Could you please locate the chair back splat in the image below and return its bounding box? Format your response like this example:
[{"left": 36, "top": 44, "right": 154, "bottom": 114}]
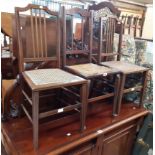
[
  {"left": 61, "top": 6, "right": 93, "bottom": 67},
  {"left": 15, "top": 4, "right": 60, "bottom": 72}
]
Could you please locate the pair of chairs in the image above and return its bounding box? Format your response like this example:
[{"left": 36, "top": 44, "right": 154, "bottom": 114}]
[{"left": 15, "top": 2, "right": 148, "bottom": 149}]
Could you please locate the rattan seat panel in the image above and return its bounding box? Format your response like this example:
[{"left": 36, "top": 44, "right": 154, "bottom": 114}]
[
  {"left": 24, "top": 69, "right": 85, "bottom": 86},
  {"left": 101, "top": 61, "right": 148, "bottom": 74},
  {"left": 67, "top": 63, "right": 114, "bottom": 77}
]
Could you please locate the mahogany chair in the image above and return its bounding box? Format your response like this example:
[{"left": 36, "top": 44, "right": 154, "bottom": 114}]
[
  {"left": 15, "top": 4, "right": 87, "bottom": 149},
  {"left": 61, "top": 6, "right": 121, "bottom": 116},
  {"left": 89, "top": 2, "right": 149, "bottom": 114},
  {"left": 89, "top": 1, "right": 122, "bottom": 62}
]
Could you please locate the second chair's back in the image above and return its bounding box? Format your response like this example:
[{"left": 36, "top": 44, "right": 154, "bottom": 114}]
[
  {"left": 15, "top": 4, "right": 60, "bottom": 72},
  {"left": 89, "top": 2, "right": 123, "bottom": 63},
  {"left": 61, "top": 6, "right": 93, "bottom": 67}
]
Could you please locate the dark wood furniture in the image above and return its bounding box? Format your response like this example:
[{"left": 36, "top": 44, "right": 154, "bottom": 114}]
[
  {"left": 1, "top": 57, "right": 14, "bottom": 79},
  {"left": 1, "top": 12, "right": 16, "bottom": 79},
  {"left": 15, "top": 4, "right": 87, "bottom": 149},
  {"left": 62, "top": 6, "right": 121, "bottom": 116},
  {"left": 120, "top": 14, "right": 144, "bottom": 38},
  {"left": 117, "top": 1, "right": 146, "bottom": 38},
  {"left": 90, "top": 2, "right": 149, "bottom": 115},
  {"left": 89, "top": 1, "right": 122, "bottom": 62},
  {"left": 2, "top": 102, "right": 149, "bottom": 155}
]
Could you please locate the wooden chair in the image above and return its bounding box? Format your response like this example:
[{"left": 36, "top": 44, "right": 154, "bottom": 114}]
[
  {"left": 89, "top": 2, "right": 149, "bottom": 114},
  {"left": 89, "top": 1, "right": 122, "bottom": 62},
  {"left": 61, "top": 6, "right": 121, "bottom": 116},
  {"left": 15, "top": 4, "right": 87, "bottom": 149}
]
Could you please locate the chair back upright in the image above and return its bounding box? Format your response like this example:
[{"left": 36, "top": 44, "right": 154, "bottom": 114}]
[
  {"left": 15, "top": 4, "right": 60, "bottom": 72},
  {"left": 61, "top": 6, "right": 93, "bottom": 67}
]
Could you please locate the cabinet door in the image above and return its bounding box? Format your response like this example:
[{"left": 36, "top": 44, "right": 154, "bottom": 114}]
[
  {"left": 62, "top": 142, "right": 96, "bottom": 155},
  {"left": 101, "top": 125, "right": 137, "bottom": 155}
]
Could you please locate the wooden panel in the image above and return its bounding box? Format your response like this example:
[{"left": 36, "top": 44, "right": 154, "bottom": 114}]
[
  {"left": 1, "top": 12, "right": 13, "bottom": 37},
  {"left": 2, "top": 103, "right": 148, "bottom": 155},
  {"left": 101, "top": 125, "right": 137, "bottom": 155},
  {"left": 19, "top": 16, "right": 57, "bottom": 59},
  {"left": 1, "top": 58, "right": 14, "bottom": 79}
]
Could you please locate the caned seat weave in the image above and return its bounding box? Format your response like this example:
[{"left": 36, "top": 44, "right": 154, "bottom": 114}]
[
  {"left": 101, "top": 61, "right": 148, "bottom": 74},
  {"left": 67, "top": 63, "right": 116, "bottom": 77},
  {"left": 24, "top": 68, "right": 85, "bottom": 87}
]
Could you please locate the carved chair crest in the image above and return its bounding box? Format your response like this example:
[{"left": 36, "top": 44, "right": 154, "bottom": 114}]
[{"left": 94, "top": 7, "right": 118, "bottom": 21}]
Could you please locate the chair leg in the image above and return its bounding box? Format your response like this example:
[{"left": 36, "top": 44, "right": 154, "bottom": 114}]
[
  {"left": 88, "top": 79, "right": 94, "bottom": 98},
  {"left": 139, "top": 71, "right": 148, "bottom": 108},
  {"left": 32, "top": 91, "right": 39, "bottom": 149},
  {"left": 18, "top": 91, "right": 24, "bottom": 118},
  {"left": 80, "top": 83, "right": 87, "bottom": 131},
  {"left": 113, "top": 73, "right": 121, "bottom": 116},
  {"left": 117, "top": 74, "right": 126, "bottom": 114}
]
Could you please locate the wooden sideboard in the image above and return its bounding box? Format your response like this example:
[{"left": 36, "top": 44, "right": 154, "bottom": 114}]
[
  {"left": 2, "top": 102, "right": 149, "bottom": 155},
  {"left": 1, "top": 57, "right": 13, "bottom": 79}
]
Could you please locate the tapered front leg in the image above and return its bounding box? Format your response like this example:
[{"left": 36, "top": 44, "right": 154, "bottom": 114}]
[
  {"left": 88, "top": 79, "right": 94, "bottom": 98},
  {"left": 139, "top": 71, "right": 148, "bottom": 108},
  {"left": 80, "top": 83, "right": 87, "bottom": 131},
  {"left": 32, "top": 91, "right": 39, "bottom": 149},
  {"left": 117, "top": 73, "right": 126, "bottom": 114},
  {"left": 113, "top": 73, "right": 121, "bottom": 116}
]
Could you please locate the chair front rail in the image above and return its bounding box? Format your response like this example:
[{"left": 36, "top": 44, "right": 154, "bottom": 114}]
[
  {"left": 123, "top": 86, "right": 143, "bottom": 94},
  {"left": 21, "top": 104, "right": 33, "bottom": 123},
  {"left": 22, "top": 90, "right": 32, "bottom": 105},
  {"left": 88, "top": 92, "right": 114, "bottom": 103},
  {"left": 62, "top": 87, "right": 80, "bottom": 98},
  {"left": 39, "top": 102, "right": 81, "bottom": 119}
]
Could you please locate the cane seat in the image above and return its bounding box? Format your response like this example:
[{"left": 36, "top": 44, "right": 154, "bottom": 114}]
[
  {"left": 66, "top": 63, "right": 117, "bottom": 78},
  {"left": 23, "top": 68, "right": 85, "bottom": 90},
  {"left": 102, "top": 61, "right": 148, "bottom": 74}
]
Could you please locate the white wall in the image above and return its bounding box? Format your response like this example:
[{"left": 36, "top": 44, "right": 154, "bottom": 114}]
[
  {"left": 1, "top": 0, "right": 32, "bottom": 13},
  {"left": 142, "top": 5, "right": 153, "bottom": 39}
]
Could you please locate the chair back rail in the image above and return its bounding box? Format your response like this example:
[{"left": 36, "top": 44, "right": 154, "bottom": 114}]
[
  {"left": 89, "top": 1, "right": 121, "bottom": 17},
  {"left": 15, "top": 4, "right": 60, "bottom": 72}
]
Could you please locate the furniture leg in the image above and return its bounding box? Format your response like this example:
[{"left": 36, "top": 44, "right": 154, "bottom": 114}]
[
  {"left": 80, "top": 83, "right": 87, "bottom": 131},
  {"left": 113, "top": 73, "right": 121, "bottom": 116},
  {"left": 88, "top": 79, "right": 94, "bottom": 98},
  {"left": 32, "top": 91, "right": 39, "bottom": 149},
  {"left": 117, "top": 73, "right": 126, "bottom": 114},
  {"left": 139, "top": 71, "right": 148, "bottom": 108},
  {"left": 18, "top": 89, "right": 25, "bottom": 118}
]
